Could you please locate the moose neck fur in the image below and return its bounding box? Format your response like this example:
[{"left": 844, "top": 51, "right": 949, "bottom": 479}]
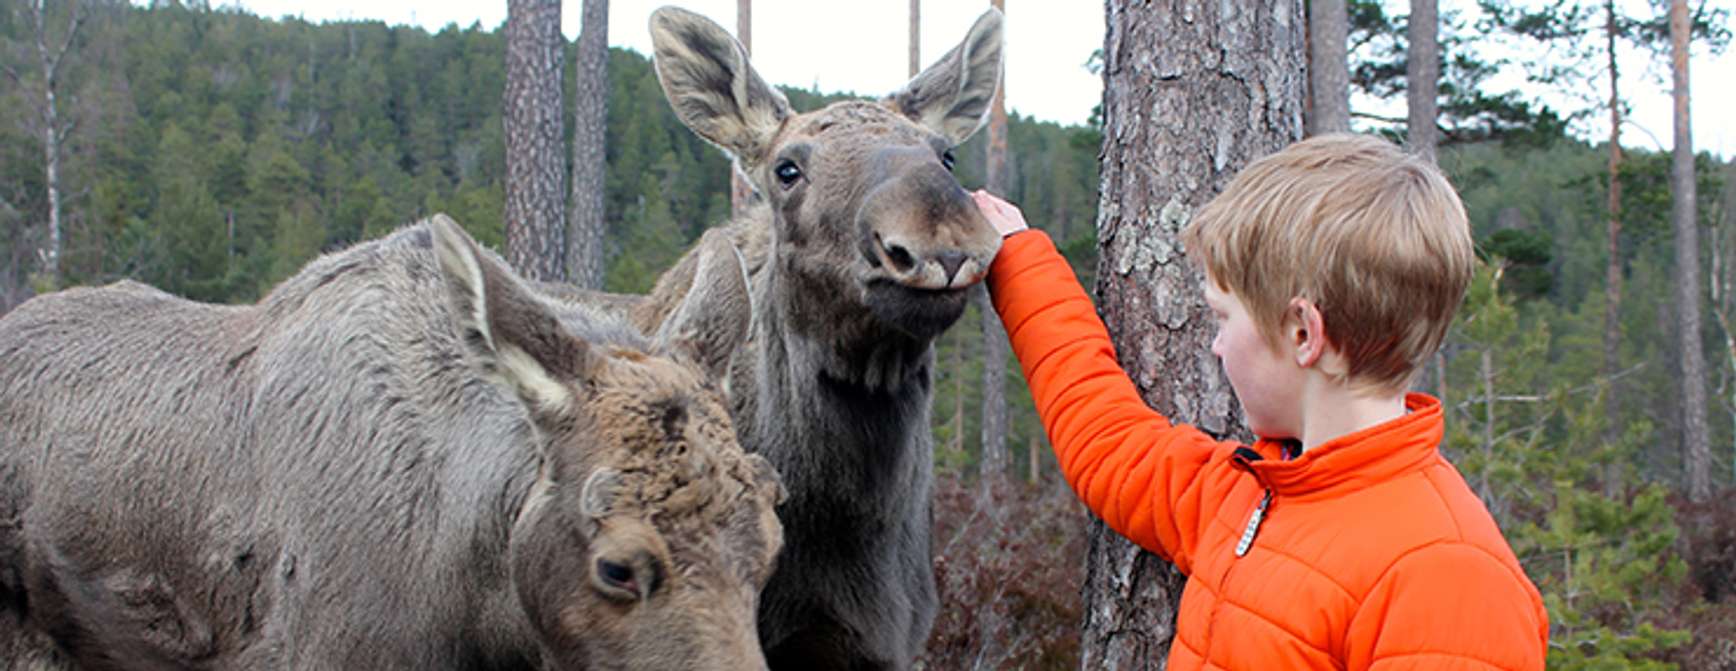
[{"left": 729, "top": 209, "right": 937, "bottom": 509}]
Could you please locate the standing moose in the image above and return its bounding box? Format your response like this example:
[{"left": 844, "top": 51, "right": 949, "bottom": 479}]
[
  {"left": 634, "top": 7, "right": 1005, "bottom": 669},
  {"left": 0, "top": 216, "right": 785, "bottom": 670}
]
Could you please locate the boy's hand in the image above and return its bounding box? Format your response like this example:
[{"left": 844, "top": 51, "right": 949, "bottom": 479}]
[{"left": 972, "top": 190, "right": 1029, "bottom": 238}]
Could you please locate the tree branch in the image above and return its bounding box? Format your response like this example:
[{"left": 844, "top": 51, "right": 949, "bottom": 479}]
[
  {"left": 32, "top": 0, "right": 83, "bottom": 81},
  {"left": 1349, "top": 110, "right": 1406, "bottom": 124},
  {"left": 53, "top": 3, "right": 86, "bottom": 68},
  {"left": 54, "top": 115, "right": 77, "bottom": 146}
]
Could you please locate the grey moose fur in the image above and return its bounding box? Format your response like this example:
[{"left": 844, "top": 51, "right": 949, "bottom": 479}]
[
  {"left": 0, "top": 216, "right": 784, "bottom": 670},
  {"left": 629, "top": 7, "right": 1005, "bottom": 669}
]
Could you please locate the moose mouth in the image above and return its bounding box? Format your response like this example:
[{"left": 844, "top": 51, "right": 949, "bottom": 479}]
[{"left": 863, "top": 279, "right": 974, "bottom": 341}]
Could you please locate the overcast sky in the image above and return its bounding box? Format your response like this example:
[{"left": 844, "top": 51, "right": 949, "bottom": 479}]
[{"left": 217, "top": 0, "right": 1732, "bottom": 158}]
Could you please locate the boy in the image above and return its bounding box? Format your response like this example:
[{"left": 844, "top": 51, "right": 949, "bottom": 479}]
[{"left": 974, "top": 134, "right": 1548, "bottom": 670}]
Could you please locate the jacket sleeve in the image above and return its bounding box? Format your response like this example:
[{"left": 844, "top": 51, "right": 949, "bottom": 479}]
[
  {"left": 1348, "top": 543, "right": 1549, "bottom": 671},
  {"left": 987, "top": 230, "right": 1234, "bottom": 573}
]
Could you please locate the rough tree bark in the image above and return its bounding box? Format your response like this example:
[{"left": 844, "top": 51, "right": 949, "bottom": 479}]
[
  {"left": 1306, "top": 0, "right": 1349, "bottom": 135},
  {"left": 567, "top": 0, "right": 608, "bottom": 289},
  {"left": 980, "top": 0, "right": 1010, "bottom": 483},
  {"left": 1670, "top": 0, "right": 1709, "bottom": 503},
  {"left": 1406, "top": 0, "right": 1438, "bottom": 162},
  {"left": 505, "top": 0, "right": 566, "bottom": 282},
  {"left": 1083, "top": 0, "right": 1304, "bottom": 666}
]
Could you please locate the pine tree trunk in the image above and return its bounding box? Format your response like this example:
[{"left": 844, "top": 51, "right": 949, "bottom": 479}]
[
  {"left": 505, "top": 0, "right": 567, "bottom": 282},
  {"left": 1602, "top": 0, "right": 1624, "bottom": 436},
  {"left": 1084, "top": 1, "right": 1304, "bottom": 666},
  {"left": 1670, "top": 0, "right": 1710, "bottom": 503},
  {"left": 909, "top": 0, "right": 920, "bottom": 78},
  {"left": 978, "top": 290, "right": 1009, "bottom": 480},
  {"left": 1405, "top": 0, "right": 1438, "bottom": 162},
  {"left": 979, "top": 0, "right": 1010, "bottom": 484},
  {"left": 730, "top": 0, "right": 754, "bottom": 218},
  {"left": 567, "top": 0, "right": 609, "bottom": 289},
  {"left": 1305, "top": 0, "right": 1349, "bottom": 135}
]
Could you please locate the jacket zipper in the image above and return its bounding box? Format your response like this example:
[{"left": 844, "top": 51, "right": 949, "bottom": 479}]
[
  {"left": 1203, "top": 447, "right": 1280, "bottom": 654},
  {"left": 1235, "top": 489, "right": 1273, "bottom": 557},
  {"left": 1231, "top": 448, "right": 1274, "bottom": 558}
]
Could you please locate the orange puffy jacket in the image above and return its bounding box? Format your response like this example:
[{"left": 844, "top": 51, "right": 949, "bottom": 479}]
[{"left": 989, "top": 231, "right": 1548, "bottom": 670}]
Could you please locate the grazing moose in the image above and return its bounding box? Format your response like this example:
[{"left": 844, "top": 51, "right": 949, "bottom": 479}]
[
  {"left": 0, "top": 216, "right": 785, "bottom": 670},
  {"left": 633, "top": 7, "right": 1005, "bottom": 669}
]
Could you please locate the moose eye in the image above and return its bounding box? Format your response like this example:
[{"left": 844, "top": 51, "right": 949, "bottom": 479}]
[
  {"left": 594, "top": 558, "right": 639, "bottom": 600},
  {"left": 941, "top": 149, "right": 956, "bottom": 172},
  {"left": 774, "top": 159, "right": 803, "bottom": 187}
]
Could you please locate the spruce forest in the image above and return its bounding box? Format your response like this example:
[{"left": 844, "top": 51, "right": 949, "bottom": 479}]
[{"left": 2, "top": 0, "right": 1734, "bottom": 668}]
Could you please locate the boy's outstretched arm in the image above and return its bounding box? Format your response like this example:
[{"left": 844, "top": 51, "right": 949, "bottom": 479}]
[{"left": 976, "top": 192, "right": 1237, "bottom": 574}]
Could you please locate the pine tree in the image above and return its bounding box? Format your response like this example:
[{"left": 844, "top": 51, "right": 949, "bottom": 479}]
[
  {"left": 1405, "top": 0, "right": 1438, "bottom": 160},
  {"left": 1669, "top": 0, "right": 1710, "bottom": 504},
  {"left": 567, "top": 0, "right": 608, "bottom": 289},
  {"left": 979, "top": 0, "right": 1010, "bottom": 485},
  {"left": 504, "top": 0, "right": 566, "bottom": 282},
  {"left": 1083, "top": 1, "right": 1303, "bottom": 665},
  {"left": 1307, "top": 0, "right": 1349, "bottom": 134}
]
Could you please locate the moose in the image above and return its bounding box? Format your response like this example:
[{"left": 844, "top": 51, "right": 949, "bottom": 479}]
[
  {"left": 0, "top": 216, "right": 785, "bottom": 670},
  {"left": 625, "top": 7, "right": 1007, "bottom": 668}
]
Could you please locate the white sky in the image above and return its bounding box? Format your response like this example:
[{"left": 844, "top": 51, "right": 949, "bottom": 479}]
[{"left": 215, "top": 0, "right": 1733, "bottom": 158}]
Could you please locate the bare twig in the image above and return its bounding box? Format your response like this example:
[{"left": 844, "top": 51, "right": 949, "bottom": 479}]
[
  {"left": 1350, "top": 110, "right": 1407, "bottom": 124},
  {"left": 1452, "top": 362, "right": 1648, "bottom": 413},
  {"left": 55, "top": 115, "right": 77, "bottom": 146},
  {"left": 54, "top": 6, "right": 86, "bottom": 69}
]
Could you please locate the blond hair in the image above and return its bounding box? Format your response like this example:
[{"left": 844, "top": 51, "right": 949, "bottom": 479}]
[{"left": 1182, "top": 133, "right": 1476, "bottom": 392}]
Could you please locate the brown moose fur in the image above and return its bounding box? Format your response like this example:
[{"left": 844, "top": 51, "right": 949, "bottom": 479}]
[{"left": 0, "top": 215, "right": 782, "bottom": 670}]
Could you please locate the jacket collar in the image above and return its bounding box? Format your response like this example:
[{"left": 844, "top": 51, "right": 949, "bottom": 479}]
[{"left": 1243, "top": 393, "right": 1444, "bottom": 499}]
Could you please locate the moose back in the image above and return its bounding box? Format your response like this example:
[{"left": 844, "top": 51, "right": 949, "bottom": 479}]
[{"left": 0, "top": 216, "right": 784, "bottom": 670}]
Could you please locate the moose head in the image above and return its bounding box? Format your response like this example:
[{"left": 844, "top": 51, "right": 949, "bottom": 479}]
[{"left": 648, "top": 6, "right": 1005, "bottom": 350}]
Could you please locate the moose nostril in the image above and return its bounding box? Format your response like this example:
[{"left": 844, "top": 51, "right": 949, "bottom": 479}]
[
  {"left": 936, "top": 252, "right": 967, "bottom": 284},
  {"left": 883, "top": 241, "right": 916, "bottom": 272}
]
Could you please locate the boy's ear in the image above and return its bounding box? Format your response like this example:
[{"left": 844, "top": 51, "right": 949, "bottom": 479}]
[{"left": 1287, "top": 297, "right": 1329, "bottom": 368}]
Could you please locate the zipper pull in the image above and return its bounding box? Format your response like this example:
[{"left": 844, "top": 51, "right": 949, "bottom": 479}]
[{"left": 1235, "top": 489, "right": 1272, "bottom": 558}]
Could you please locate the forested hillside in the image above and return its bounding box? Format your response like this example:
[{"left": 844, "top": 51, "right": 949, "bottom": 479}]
[{"left": 5, "top": 1, "right": 1735, "bottom": 667}]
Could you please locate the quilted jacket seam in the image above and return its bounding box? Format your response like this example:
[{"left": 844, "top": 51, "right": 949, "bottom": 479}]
[
  {"left": 1251, "top": 544, "right": 1359, "bottom": 601},
  {"left": 1420, "top": 466, "right": 1468, "bottom": 541},
  {"left": 1210, "top": 598, "right": 1332, "bottom": 661},
  {"left": 1206, "top": 499, "right": 1360, "bottom": 601},
  {"left": 1369, "top": 649, "right": 1510, "bottom": 669},
  {"left": 1421, "top": 467, "right": 1537, "bottom": 597}
]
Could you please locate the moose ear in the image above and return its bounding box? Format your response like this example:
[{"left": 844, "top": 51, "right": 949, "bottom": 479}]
[
  {"left": 428, "top": 214, "right": 591, "bottom": 417},
  {"left": 579, "top": 467, "right": 623, "bottom": 524},
  {"left": 652, "top": 229, "right": 752, "bottom": 381},
  {"left": 886, "top": 8, "right": 1003, "bottom": 146},
  {"left": 649, "top": 6, "right": 792, "bottom": 168}
]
